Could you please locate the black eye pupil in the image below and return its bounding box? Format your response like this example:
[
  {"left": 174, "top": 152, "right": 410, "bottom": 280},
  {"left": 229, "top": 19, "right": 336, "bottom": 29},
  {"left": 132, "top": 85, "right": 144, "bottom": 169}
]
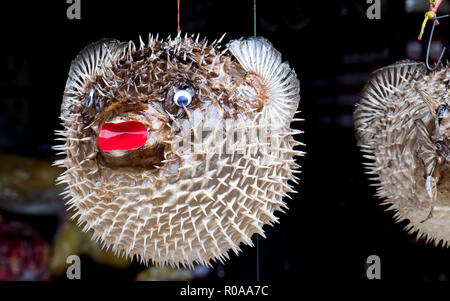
[
  {"left": 177, "top": 95, "right": 189, "bottom": 106},
  {"left": 437, "top": 104, "right": 448, "bottom": 120}
]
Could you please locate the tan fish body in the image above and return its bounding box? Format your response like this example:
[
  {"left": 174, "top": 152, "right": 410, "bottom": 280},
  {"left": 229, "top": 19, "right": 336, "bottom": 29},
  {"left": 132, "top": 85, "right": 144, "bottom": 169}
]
[
  {"left": 354, "top": 61, "right": 450, "bottom": 245},
  {"left": 55, "top": 33, "right": 302, "bottom": 267}
]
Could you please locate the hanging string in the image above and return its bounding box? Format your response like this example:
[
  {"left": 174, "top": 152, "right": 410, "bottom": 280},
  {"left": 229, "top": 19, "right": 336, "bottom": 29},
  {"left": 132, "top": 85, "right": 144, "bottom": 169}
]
[
  {"left": 253, "top": 0, "right": 260, "bottom": 282},
  {"left": 256, "top": 230, "right": 260, "bottom": 281},
  {"left": 177, "top": 0, "right": 181, "bottom": 34},
  {"left": 253, "top": 0, "right": 257, "bottom": 37}
]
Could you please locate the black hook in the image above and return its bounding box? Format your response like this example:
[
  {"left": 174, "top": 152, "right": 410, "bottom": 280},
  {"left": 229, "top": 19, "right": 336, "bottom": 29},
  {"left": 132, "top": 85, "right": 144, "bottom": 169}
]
[{"left": 426, "top": 14, "right": 449, "bottom": 71}]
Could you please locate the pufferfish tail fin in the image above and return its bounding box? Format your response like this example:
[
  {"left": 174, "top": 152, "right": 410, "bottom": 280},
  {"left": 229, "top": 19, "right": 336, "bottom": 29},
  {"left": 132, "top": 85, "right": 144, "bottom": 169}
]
[
  {"left": 62, "top": 39, "right": 125, "bottom": 118},
  {"left": 354, "top": 60, "right": 427, "bottom": 146},
  {"left": 227, "top": 37, "right": 300, "bottom": 128}
]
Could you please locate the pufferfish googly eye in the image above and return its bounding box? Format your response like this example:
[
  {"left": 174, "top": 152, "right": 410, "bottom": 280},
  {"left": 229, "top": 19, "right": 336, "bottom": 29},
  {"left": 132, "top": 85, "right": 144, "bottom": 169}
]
[
  {"left": 173, "top": 89, "right": 193, "bottom": 107},
  {"left": 437, "top": 104, "right": 448, "bottom": 121}
]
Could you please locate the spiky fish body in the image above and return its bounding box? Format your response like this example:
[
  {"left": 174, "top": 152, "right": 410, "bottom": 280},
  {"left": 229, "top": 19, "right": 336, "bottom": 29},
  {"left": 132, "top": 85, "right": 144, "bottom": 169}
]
[
  {"left": 354, "top": 61, "right": 450, "bottom": 245},
  {"left": 55, "top": 34, "right": 302, "bottom": 267}
]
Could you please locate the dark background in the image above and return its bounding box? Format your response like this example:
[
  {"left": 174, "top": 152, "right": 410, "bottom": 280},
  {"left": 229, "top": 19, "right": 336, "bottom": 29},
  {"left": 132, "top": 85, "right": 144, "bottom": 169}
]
[{"left": 0, "top": 0, "right": 449, "bottom": 281}]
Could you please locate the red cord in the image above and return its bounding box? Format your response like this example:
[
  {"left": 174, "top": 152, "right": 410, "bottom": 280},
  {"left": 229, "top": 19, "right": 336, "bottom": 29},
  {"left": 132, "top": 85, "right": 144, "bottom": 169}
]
[{"left": 431, "top": 0, "right": 443, "bottom": 25}]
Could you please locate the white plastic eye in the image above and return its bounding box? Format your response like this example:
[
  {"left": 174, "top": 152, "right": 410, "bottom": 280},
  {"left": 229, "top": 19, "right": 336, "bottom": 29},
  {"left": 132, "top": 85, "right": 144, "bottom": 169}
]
[{"left": 173, "top": 90, "right": 192, "bottom": 107}]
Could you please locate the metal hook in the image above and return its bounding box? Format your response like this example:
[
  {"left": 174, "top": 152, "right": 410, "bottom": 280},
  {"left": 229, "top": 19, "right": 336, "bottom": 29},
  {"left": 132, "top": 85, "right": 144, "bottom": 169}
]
[{"left": 426, "top": 14, "right": 449, "bottom": 71}]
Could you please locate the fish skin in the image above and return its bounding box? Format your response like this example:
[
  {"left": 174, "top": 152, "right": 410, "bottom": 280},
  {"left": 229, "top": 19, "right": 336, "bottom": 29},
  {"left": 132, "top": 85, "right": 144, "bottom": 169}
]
[
  {"left": 354, "top": 61, "right": 450, "bottom": 245},
  {"left": 55, "top": 34, "right": 303, "bottom": 267}
]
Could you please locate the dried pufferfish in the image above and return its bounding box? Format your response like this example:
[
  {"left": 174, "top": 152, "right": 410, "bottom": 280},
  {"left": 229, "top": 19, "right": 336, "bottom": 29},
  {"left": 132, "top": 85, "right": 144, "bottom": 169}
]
[
  {"left": 354, "top": 60, "right": 450, "bottom": 245},
  {"left": 54, "top": 33, "right": 303, "bottom": 267}
]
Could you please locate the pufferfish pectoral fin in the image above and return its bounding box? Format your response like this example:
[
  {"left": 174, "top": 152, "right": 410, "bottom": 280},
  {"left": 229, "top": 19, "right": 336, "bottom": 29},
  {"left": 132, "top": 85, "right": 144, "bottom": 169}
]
[
  {"left": 354, "top": 60, "right": 427, "bottom": 146},
  {"left": 62, "top": 38, "right": 126, "bottom": 118},
  {"left": 65, "top": 38, "right": 126, "bottom": 90},
  {"left": 227, "top": 37, "right": 300, "bottom": 129}
]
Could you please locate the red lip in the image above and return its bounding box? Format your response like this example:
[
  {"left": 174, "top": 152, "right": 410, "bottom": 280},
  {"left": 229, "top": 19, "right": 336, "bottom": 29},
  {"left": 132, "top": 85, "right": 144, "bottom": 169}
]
[{"left": 98, "top": 121, "right": 148, "bottom": 151}]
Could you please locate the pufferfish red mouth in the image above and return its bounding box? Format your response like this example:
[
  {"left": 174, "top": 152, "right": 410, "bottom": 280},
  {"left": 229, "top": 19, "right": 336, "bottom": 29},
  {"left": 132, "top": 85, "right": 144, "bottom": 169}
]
[{"left": 98, "top": 121, "right": 148, "bottom": 151}]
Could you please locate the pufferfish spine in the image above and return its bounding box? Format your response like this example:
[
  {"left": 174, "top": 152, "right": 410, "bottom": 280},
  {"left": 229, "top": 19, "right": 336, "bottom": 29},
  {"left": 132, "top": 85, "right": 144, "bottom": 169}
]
[
  {"left": 354, "top": 60, "right": 450, "bottom": 245},
  {"left": 54, "top": 33, "right": 303, "bottom": 268}
]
